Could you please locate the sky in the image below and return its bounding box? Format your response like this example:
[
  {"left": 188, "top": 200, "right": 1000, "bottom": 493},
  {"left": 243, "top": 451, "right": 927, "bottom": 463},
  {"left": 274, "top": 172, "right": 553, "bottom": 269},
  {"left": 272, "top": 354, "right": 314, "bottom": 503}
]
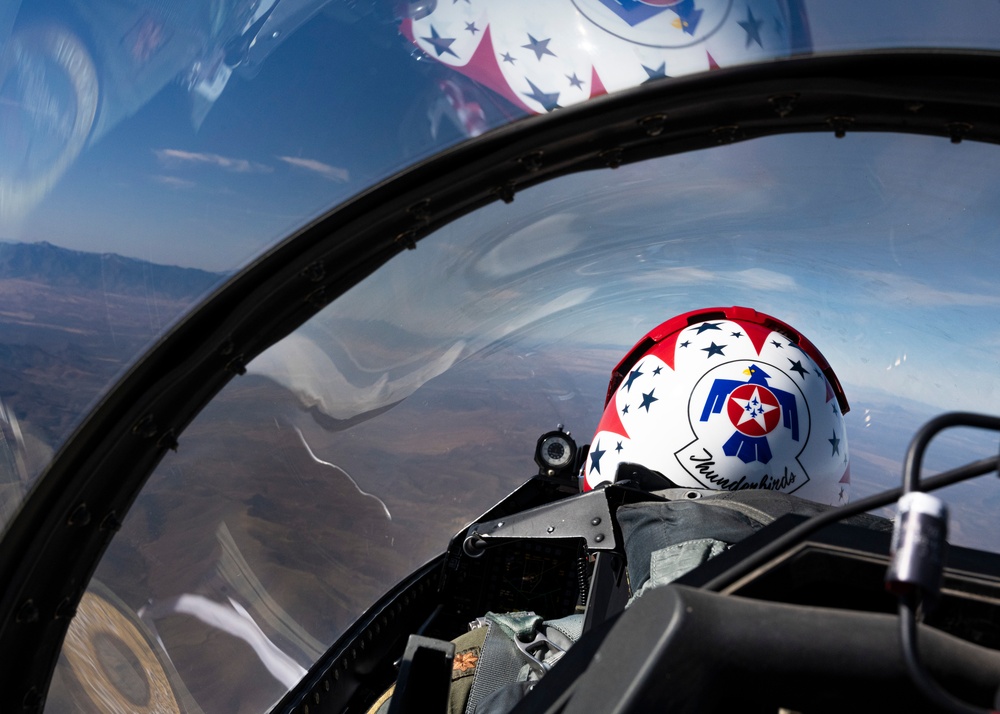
[
  {"left": 4, "top": 5, "right": 442, "bottom": 270},
  {"left": 7, "top": 0, "right": 1000, "bottom": 272}
]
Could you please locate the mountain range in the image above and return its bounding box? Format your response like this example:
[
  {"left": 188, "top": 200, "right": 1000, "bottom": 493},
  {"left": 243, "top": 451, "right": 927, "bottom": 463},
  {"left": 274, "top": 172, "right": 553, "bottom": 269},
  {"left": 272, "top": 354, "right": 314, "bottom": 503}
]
[
  {"left": 0, "top": 241, "right": 228, "bottom": 469},
  {"left": 0, "top": 241, "right": 224, "bottom": 300}
]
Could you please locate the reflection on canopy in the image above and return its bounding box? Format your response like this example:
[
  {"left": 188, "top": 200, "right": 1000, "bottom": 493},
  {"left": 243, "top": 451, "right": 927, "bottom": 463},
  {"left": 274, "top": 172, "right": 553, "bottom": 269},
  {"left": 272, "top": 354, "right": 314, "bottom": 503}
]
[{"left": 46, "top": 131, "right": 1000, "bottom": 712}]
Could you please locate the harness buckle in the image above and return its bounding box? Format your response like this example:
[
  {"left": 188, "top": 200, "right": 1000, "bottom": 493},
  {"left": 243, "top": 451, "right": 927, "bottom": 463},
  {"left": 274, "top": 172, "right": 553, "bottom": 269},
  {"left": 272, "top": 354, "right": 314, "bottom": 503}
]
[{"left": 514, "top": 629, "right": 565, "bottom": 677}]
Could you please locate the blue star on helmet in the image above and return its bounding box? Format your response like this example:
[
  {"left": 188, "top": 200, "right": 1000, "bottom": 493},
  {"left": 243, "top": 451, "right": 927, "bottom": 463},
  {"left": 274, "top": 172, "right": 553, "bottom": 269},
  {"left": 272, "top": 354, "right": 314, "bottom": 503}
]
[
  {"left": 523, "top": 78, "right": 560, "bottom": 111},
  {"left": 615, "top": 441, "right": 624, "bottom": 453},
  {"left": 702, "top": 342, "right": 726, "bottom": 358},
  {"left": 640, "top": 389, "right": 658, "bottom": 412},
  {"left": 622, "top": 362, "right": 644, "bottom": 392},
  {"left": 522, "top": 34, "right": 556, "bottom": 61},
  {"left": 642, "top": 62, "right": 667, "bottom": 83},
  {"left": 692, "top": 322, "right": 722, "bottom": 334},
  {"left": 788, "top": 359, "right": 809, "bottom": 379},
  {"left": 738, "top": 7, "right": 764, "bottom": 48},
  {"left": 422, "top": 26, "right": 459, "bottom": 58},
  {"left": 465, "top": 22, "right": 479, "bottom": 35},
  {"left": 589, "top": 440, "right": 606, "bottom": 474},
  {"left": 567, "top": 72, "right": 584, "bottom": 89},
  {"left": 829, "top": 430, "right": 840, "bottom": 456}
]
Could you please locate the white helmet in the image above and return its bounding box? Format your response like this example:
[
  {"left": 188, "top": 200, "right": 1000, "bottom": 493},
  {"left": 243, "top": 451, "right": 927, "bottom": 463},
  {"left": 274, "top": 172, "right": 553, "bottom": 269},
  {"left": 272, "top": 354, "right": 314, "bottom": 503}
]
[
  {"left": 400, "top": 0, "right": 812, "bottom": 115},
  {"left": 583, "top": 306, "right": 850, "bottom": 506}
]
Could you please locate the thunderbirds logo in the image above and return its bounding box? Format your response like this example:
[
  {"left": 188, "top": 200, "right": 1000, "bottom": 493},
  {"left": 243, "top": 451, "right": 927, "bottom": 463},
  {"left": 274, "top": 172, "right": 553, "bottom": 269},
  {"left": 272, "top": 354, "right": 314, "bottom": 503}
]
[
  {"left": 678, "top": 360, "right": 810, "bottom": 493},
  {"left": 574, "top": 0, "right": 733, "bottom": 47},
  {"left": 593, "top": 0, "right": 707, "bottom": 33},
  {"left": 699, "top": 364, "right": 798, "bottom": 464}
]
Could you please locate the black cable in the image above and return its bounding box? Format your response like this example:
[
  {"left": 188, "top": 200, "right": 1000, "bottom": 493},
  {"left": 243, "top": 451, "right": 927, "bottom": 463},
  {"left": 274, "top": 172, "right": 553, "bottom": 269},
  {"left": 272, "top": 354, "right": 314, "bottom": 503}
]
[
  {"left": 701, "top": 454, "right": 1000, "bottom": 592},
  {"left": 899, "top": 595, "right": 998, "bottom": 714},
  {"left": 903, "top": 413, "right": 1000, "bottom": 493},
  {"left": 891, "top": 413, "right": 1000, "bottom": 713}
]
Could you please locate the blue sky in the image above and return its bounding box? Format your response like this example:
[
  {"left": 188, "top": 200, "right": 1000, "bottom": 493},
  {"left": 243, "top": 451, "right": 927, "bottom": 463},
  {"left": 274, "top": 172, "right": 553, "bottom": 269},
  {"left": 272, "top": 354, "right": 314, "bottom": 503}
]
[
  {"left": 8, "top": 0, "right": 1000, "bottom": 272},
  {"left": 7, "top": 10, "right": 444, "bottom": 270}
]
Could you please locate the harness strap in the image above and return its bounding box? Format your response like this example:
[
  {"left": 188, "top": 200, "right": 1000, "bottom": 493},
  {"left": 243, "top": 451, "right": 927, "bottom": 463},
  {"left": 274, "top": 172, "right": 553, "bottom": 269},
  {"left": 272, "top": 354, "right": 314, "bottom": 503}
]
[{"left": 465, "top": 613, "right": 541, "bottom": 714}]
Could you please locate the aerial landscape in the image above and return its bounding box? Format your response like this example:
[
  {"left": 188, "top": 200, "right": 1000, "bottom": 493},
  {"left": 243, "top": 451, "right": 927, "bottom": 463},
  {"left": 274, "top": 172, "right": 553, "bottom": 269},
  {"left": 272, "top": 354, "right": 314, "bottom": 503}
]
[{"left": 3, "top": 237, "right": 999, "bottom": 712}]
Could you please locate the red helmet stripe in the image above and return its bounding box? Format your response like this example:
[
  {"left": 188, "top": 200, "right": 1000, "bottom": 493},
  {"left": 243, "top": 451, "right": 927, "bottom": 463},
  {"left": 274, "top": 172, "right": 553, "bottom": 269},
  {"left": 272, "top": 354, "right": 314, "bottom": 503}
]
[
  {"left": 733, "top": 320, "right": 774, "bottom": 356},
  {"left": 589, "top": 65, "right": 608, "bottom": 99},
  {"left": 605, "top": 306, "right": 849, "bottom": 415}
]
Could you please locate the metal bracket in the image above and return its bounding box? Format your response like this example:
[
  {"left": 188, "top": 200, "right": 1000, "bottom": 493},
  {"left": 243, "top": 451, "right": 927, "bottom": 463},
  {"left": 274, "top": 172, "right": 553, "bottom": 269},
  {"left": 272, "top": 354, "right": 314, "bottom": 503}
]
[
  {"left": 464, "top": 489, "right": 616, "bottom": 554},
  {"left": 514, "top": 628, "right": 566, "bottom": 678}
]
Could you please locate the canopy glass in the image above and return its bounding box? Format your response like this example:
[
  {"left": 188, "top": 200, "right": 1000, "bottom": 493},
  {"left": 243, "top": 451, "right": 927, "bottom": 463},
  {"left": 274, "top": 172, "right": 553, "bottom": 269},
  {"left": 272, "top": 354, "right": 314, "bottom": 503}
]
[{"left": 48, "top": 130, "right": 1000, "bottom": 712}]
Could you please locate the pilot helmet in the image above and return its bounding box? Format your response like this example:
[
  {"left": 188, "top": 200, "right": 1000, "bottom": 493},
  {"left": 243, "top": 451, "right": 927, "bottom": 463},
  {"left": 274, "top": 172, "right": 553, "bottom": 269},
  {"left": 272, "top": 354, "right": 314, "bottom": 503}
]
[
  {"left": 583, "top": 306, "right": 850, "bottom": 506},
  {"left": 401, "top": 0, "right": 813, "bottom": 115}
]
